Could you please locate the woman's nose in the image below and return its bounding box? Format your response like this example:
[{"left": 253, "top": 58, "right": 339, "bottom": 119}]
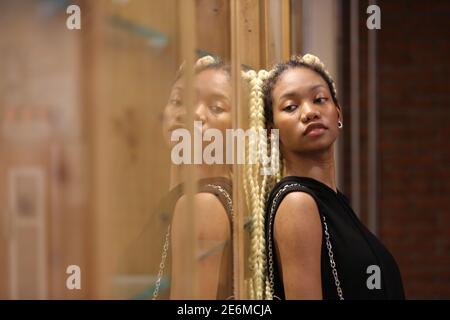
[
  {"left": 301, "top": 103, "right": 321, "bottom": 123},
  {"left": 194, "top": 104, "right": 207, "bottom": 123}
]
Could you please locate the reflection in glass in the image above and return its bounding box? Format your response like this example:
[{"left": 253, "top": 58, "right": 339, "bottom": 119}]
[{"left": 118, "top": 56, "right": 234, "bottom": 300}]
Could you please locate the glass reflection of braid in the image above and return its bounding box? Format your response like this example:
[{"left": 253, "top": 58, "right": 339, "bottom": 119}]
[
  {"left": 177, "top": 54, "right": 229, "bottom": 78},
  {"left": 245, "top": 54, "right": 338, "bottom": 300}
]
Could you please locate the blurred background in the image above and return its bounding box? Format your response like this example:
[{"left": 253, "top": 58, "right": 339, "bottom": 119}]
[{"left": 0, "top": 0, "right": 449, "bottom": 299}]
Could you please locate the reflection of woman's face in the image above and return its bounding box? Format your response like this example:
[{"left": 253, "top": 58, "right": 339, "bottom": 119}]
[
  {"left": 271, "top": 67, "right": 341, "bottom": 154},
  {"left": 162, "top": 78, "right": 184, "bottom": 146},
  {"left": 162, "top": 68, "right": 232, "bottom": 147}
]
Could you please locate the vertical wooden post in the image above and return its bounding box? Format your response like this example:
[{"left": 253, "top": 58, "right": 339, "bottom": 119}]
[
  {"left": 174, "top": 0, "right": 198, "bottom": 299},
  {"left": 281, "top": 0, "right": 292, "bottom": 60},
  {"left": 230, "top": 0, "right": 245, "bottom": 300},
  {"left": 261, "top": 0, "right": 292, "bottom": 68},
  {"left": 290, "top": 0, "right": 303, "bottom": 56},
  {"left": 83, "top": 0, "right": 112, "bottom": 299}
]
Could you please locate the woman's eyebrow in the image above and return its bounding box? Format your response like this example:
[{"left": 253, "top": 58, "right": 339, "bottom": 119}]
[
  {"left": 278, "top": 91, "right": 299, "bottom": 102},
  {"left": 278, "top": 84, "right": 328, "bottom": 101},
  {"left": 210, "top": 92, "right": 230, "bottom": 103},
  {"left": 196, "top": 89, "right": 231, "bottom": 104},
  {"left": 309, "top": 84, "right": 327, "bottom": 92}
]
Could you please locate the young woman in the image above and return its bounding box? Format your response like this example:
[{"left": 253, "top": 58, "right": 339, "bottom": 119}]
[{"left": 249, "top": 54, "right": 405, "bottom": 300}]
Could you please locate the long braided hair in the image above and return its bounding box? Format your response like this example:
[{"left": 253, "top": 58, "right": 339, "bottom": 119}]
[{"left": 242, "top": 69, "right": 282, "bottom": 300}]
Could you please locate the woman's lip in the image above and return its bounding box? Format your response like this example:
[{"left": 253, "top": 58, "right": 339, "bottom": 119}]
[
  {"left": 305, "top": 127, "right": 327, "bottom": 137},
  {"left": 303, "top": 123, "right": 328, "bottom": 136}
]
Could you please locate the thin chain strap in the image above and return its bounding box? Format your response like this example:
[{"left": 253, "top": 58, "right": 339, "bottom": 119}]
[
  {"left": 267, "top": 183, "right": 344, "bottom": 300},
  {"left": 206, "top": 184, "right": 234, "bottom": 220},
  {"left": 152, "top": 224, "right": 170, "bottom": 300},
  {"left": 322, "top": 215, "right": 344, "bottom": 300}
]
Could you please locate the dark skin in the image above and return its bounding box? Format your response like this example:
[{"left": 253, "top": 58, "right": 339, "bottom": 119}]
[{"left": 269, "top": 67, "right": 343, "bottom": 299}]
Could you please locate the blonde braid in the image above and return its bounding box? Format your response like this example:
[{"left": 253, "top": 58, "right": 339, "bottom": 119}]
[
  {"left": 252, "top": 70, "right": 270, "bottom": 300},
  {"left": 175, "top": 55, "right": 228, "bottom": 83},
  {"left": 243, "top": 69, "right": 282, "bottom": 300},
  {"left": 248, "top": 278, "right": 255, "bottom": 300},
  {"left": 242, "top": 70, "right": 259, "bottom": 215},
  {"left": 195, "top": 55, "right": 216, "bottom": 68},
  {"left": 242, "top": 70, "right": 263, "bottom": 298}
]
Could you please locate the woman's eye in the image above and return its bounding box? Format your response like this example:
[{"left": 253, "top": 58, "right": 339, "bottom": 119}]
[
  {"left": 314, "top": 97, "right": 328, "bottom": 104},
  {"left": 209, "top": 105, "right": 224, "bottom": 114},
  {"left": 170, "top": 99, "right": 182, "bottom": 107},
  {"left": 283, "top": 104, "right": 298, "bottom": 112}
]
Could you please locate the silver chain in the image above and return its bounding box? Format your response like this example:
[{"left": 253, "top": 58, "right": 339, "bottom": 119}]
[
  {"left": 322, "top": 215, "right": 344, "bottom": 300},
  {"left": 152, "top": 224, "right": 170, "bottom": 300},
  {"left": 267, "top": 183, "right": 344, "bottom": 300},
  {"left": 206, "top": 184, "right": 234, "bottom": 220}
]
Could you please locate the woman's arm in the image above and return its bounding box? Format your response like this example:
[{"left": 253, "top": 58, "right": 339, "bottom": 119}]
[
  {"left": 170, "top": 193, "right": 230, "bottom": 299},
  {"left": 274, "top": 192, "right": 323, "bottom": 299}
]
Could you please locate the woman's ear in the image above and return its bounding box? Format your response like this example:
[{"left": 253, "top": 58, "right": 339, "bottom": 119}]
[{"left": 336, "top": 104, "right": 343, "bottom": 125}]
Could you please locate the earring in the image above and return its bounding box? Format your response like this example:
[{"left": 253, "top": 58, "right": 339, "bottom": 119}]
[{"left": 338, "top": 121, "right": 343, "bottom": 129}]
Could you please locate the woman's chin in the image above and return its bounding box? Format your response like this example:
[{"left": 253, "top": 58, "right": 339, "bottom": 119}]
[{"left": 297, "top": 142, "right": 334, "bottom": 154}]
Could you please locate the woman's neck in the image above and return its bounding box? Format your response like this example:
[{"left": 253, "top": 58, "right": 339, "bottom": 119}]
[{"left": 283, "top": 147, "right": 337, "bottom": 193}]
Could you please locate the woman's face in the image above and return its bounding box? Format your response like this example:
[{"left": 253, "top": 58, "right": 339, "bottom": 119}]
[
  {"left": 162, "top": 68, "right": 232, "bottom": 147},
  {"left": 271, "top": 67, "right": 342, "bottom": 155},
  {"left": 193, "top": 68, "right": 232, "bottom": 136}
]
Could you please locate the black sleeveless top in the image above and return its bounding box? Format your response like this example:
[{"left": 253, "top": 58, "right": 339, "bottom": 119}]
[{"left": 265, "top": 176, "right": 405, "bottom": 300}]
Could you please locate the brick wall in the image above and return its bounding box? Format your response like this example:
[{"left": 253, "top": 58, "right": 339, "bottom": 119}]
[{"left": 341, "top": 0, "right": 450, "bottom": 299}]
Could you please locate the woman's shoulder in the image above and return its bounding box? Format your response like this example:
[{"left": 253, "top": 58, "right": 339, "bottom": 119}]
[
  {"left": 266, "top": 176, "right": 323, "bottom": 239},
  {"left": 267, "top": 176, "right": 320, "bottom": 212},
  {"left": 173, "top": 192, "right": 230, "bottom": 241},
  {"left": 274, "top": 191, "right": 320, "bottom": 230}
]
